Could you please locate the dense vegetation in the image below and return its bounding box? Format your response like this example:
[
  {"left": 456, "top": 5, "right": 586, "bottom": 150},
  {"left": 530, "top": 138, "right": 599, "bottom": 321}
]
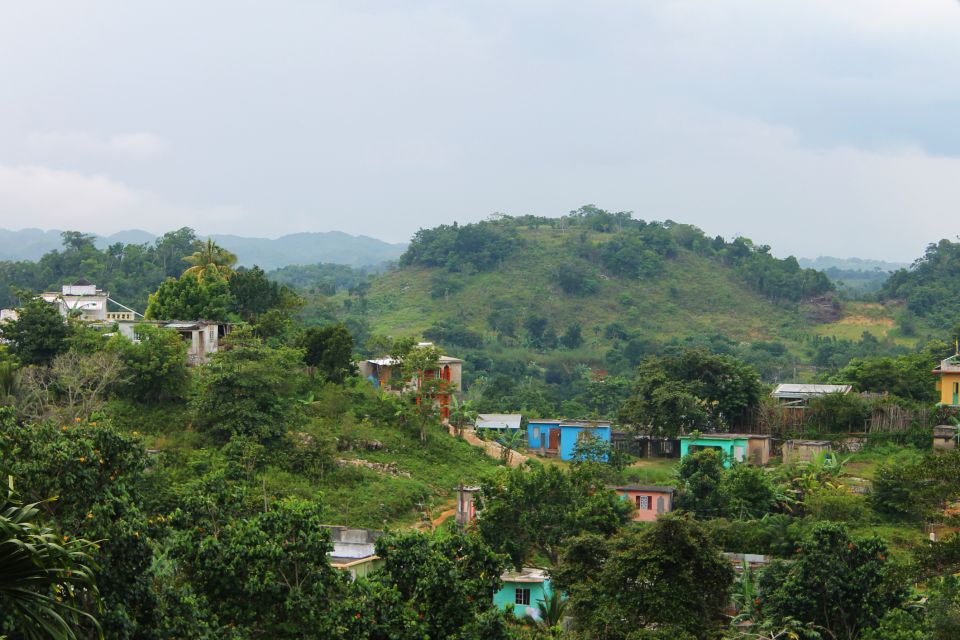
[{"left": 6, "top": 214, "right": 960, "bottom": 639}]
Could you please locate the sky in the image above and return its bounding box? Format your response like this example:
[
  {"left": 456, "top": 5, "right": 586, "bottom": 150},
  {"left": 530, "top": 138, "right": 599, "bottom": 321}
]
[{"left": 1, "top": 1, "right": 959, "bottom": 261}]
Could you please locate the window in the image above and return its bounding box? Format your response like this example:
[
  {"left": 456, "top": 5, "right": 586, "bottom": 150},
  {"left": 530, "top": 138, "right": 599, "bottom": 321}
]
[
  {"left": 532, "top": 427, "right": 540, "bottom": 439},
  {"left": 515, "top": 588, "right": 531, "bottom": 606},
  {"left": 636, "top": 495, "right": 650, "bottom": 510}
]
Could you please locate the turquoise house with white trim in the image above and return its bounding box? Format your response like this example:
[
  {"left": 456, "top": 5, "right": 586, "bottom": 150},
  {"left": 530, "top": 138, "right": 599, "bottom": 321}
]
[
  {"left": 493, "top": 567, "right": 553, "bottom": 620},
  {"left": 678, "top": 433, "right": 772, "bottom": 467}
]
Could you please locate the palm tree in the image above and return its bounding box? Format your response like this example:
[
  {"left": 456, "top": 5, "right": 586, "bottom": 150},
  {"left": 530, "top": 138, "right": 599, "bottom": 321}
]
[
  {"left": 182, "top": 238, "right": 237, "bottom": 280},
  {"left": 535, "top": 589, "right": 567, "bottom": 631},
  {"left": 0, "top": 482, "right": 102, "bottom": 639}
]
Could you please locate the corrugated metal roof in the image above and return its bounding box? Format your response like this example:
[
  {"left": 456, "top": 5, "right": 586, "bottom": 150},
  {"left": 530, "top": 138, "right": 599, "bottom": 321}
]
[
  {"left": 476, "top": 414, "right": 522, "bottom": 429},
  {"left": 772, "top": 384, "right": 852, "bottom": 398}
]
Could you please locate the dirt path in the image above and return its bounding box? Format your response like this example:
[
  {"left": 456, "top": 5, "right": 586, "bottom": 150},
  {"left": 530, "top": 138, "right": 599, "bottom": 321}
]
[
  {"left": 431, "top": 507, "right": 456, "bottom": 529},
  {"left": 451, "top": 426, "right": 528, "bottom": 467}
]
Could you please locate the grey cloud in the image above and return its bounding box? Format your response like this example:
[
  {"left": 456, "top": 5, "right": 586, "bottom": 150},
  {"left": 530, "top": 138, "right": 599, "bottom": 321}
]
[{"left": 0, "top": 1, "right": 958, "bottom": 261}]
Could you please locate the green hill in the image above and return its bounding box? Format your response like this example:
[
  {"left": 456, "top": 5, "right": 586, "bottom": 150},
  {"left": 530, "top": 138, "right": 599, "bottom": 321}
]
[{"left": 305, "top": 209, "right": 855, "bottom": 411}]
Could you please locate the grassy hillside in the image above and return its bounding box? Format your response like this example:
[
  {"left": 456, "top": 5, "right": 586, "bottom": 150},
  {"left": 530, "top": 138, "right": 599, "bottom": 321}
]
[{"left": 354, "top": 223, "right": 820, "bottom": 363}]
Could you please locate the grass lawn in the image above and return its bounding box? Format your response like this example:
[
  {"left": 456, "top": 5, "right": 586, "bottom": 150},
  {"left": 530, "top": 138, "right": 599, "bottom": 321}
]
[{"left": 617, "top": 458, "right": 679, "bottom": 486}]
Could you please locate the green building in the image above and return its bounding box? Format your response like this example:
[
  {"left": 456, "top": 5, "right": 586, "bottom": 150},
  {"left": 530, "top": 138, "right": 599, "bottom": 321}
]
[
  {"left": 493, "top": 567, "right": 552, "bottom": 619},
  {"left": 678, "top": 433, "right": 772, "bottom": 467}
]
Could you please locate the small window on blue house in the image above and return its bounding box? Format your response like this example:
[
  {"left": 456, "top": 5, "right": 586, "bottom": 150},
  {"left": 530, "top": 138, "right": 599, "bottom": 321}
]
[
  {"left": 515, "top": 588, "right": 531, "bottom": 606},
  {"left": 532, "top": 427, "right": 540, "bottom": 439}
]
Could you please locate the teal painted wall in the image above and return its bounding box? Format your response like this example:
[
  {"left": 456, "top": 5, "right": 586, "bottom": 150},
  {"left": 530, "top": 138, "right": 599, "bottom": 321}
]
[
  {"left": 493, "top": 579, "right": 553, "bottom": 619},
  {"left": 679, "top": 437, "right": 748, "bottom": 468}
]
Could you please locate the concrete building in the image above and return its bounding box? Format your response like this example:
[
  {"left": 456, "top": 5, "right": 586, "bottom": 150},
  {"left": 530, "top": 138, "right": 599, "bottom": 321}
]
[
  {"left": 357, "top": 343, "right": 463, "bottom": 418},
  {"left": 782, "top": 439, "right": 832, "bottom": 464},
  {"left": 456, "top": 485, "right": 481, "bottom": 528},
  {"left": 679, "top": 433, "right": 772, "bottom": 467},
  {"left": 611, "top": 485, "right": 674, "bottom": 522},
  {"left": 493, "top": 567, "right": 553, "bottom": 620},
  {"left": 325, "top": 526, "right": 384, "bottom": 581},
  {"left": 934, "top": 356, "right": 960, "bottom": 407}
]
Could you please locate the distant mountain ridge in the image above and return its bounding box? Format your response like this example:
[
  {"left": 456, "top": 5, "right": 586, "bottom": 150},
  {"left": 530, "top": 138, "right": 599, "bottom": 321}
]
[
  {"left": 0, "top": 228, "right": 406, "bottom": 269},
  {"left": 798, "top": 256, "right": 909, "bottom": 272}
]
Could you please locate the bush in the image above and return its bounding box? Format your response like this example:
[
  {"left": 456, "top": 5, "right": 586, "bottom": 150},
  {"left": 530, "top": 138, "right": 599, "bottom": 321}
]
[{"left": 804, "top": 486, "right": 871, "bottom": 523}]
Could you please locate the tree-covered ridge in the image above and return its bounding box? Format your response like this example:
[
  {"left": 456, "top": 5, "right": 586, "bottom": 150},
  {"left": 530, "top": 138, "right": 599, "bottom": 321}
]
[
  {"left": 399, "top": 206, "right": 833, "bottom": 303},
  {"left": 0, "top": 229, "right": 200, "bottom": 310},
  {"left": 881, "top": 238, "right": 960, "bottom": 327}
]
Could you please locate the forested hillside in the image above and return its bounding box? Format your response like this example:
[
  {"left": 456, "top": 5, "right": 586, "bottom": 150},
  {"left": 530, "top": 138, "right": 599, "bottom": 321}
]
[{"left": 881, "top": 239, "right": 960, "bottom": 331}]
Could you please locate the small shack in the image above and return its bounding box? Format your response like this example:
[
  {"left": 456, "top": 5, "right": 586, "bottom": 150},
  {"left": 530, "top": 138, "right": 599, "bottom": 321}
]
[
  {"left": 456, "top": 485, "right": 481, "bottom": 527},
  {"left": 679, "top": 433, "right": 772, "bottom": 467},
  {"left": 611, "top": 431, "right": 680, "bottom": 458},
  {"left": 782, "top": 439, "right": 832, "bottom": 464},
  {"left": 611, "top": 485, "right": 674, "bottom": 521},
  {"left": 934, "top": 425, "right": 959, "bottom": 450},
  {"left": 325, "top": 526, "right": 384, "bottom": 580},
  {"left": 493, "top": 567, "right": 553, "bottom": 620}
]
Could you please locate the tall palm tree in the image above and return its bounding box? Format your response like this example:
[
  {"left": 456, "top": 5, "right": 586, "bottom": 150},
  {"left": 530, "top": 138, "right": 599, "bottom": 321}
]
[
  {"left": 0, "top": 484, "right": 102, "bottom": 639},
  {"left": 182, "top": 238, "right": 237, "bottom": 280}
]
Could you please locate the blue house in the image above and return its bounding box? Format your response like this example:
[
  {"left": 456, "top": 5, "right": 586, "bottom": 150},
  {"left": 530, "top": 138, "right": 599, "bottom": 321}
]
[{"left": 526, "top": 419, "right": 611, "bottom": 460}]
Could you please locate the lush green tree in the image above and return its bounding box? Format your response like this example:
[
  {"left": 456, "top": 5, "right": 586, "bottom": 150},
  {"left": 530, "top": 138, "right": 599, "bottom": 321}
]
[
  {"left": 927, "top": 575, "right": 960, "bottom": 640},
  {"left": 0, "top": 297, "right": 71, "bottom": 366},
  {"left": 553, "top": 516, "right": 734, "bottom": 640},
  {"left": 145, "top": 272, "right": 232, "bottom": 321},
  {"left": 0, "top": 484, "right": 102, "bottom": 640},
  {"left": 871, "top": 451, "right": 960, "bottom": 522},
  {"left": 756, "top": 523, "right": 905, "bottom": 640},
  {"left": 861, "top": 609, "right": 927, "bottom": 640},
  {"left": 191, "top": 331, "right": 306, "bottom": 443},
  {"left": 371, "top": 530, "right": 510, "bottom": 639},
  {"left": 174, "top": 498, "right": 347, "bottom": 638},
  {"left": 229, "top": 265, "right": 284, "bottom": 322},
  {"left": 720, "top": 463, "right": 780, "bottom": 520},
  {"left": 476, "top": 463, "right": 631, "bottom": 567},
  {"left": 618, "top": 348, "right": 762, "bottom": 436},
  {"left": 0, "top": 414, "right": 159, "bottom": 639},
  {"left": 297, "top": 323, "right": 356, "bottom": 383},
  {"left": 675, "top": 449, "right": 728, "bottom": 518},
  {"left": 524, "top": 315, "right": 549, "bottom": 350},
  {"left": 400, "top": 221, "right": 520, "bottom": 273},
  {"left": 835, "top": 353, "right": 938, "bottom": 403},
  {"left": 108, "top": 325, "right": 189, "bottom": 403},
  {"left": 560, "top": 322, "right": 584, "bottom": 349}
]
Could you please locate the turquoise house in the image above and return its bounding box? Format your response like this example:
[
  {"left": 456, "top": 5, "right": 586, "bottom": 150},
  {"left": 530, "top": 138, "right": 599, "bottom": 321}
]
[
  {"left": 493, "top": 567, "right": 553, "bottom": 619},
  {"left": 526, "top": 419, "right": 611, "bottom": 460},
  {"left": 678, "top": 433, "right": 772, "bottom": 467}
]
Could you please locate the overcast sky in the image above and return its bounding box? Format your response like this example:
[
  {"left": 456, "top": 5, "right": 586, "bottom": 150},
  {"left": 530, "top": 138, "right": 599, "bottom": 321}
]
[{"left": 1, "top": 1, "right": 959, "bottom": 261}]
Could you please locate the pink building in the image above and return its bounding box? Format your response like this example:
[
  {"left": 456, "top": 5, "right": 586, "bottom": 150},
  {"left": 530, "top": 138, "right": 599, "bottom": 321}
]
[{"left": 612, "top": 485, "right": 674, "bottom": 522}]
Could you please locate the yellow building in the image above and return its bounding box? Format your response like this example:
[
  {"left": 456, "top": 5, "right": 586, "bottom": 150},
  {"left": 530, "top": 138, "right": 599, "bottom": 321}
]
[{"left": 934, "top": 356, "right": 960, "bottom": 406}]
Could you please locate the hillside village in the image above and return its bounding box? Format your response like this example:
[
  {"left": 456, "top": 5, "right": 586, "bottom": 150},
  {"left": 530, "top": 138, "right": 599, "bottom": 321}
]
[{"left": 4, "top": 218, "right": 960, "bottom": 639}]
